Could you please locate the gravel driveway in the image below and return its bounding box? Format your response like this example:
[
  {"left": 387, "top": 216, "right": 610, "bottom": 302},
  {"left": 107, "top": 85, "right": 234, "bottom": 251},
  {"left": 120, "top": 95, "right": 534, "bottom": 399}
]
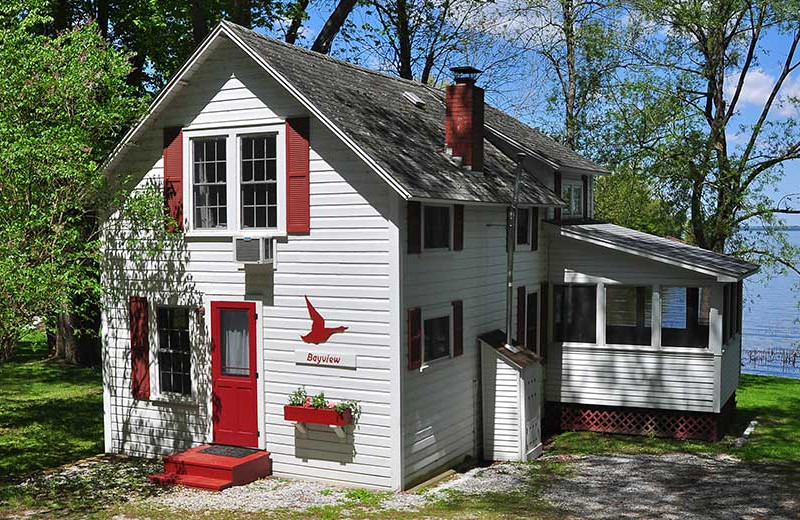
[
  {"left": 134, "top": 453, "right": 797, "bottom": 519},
  {"left": 543, "top": 453, "right": 799, "bottom": 520}
]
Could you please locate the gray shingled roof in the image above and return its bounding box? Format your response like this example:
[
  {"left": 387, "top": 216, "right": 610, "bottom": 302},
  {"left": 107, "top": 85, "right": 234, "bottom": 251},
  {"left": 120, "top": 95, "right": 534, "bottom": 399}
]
[
  {"left": 556, "top": 221, "right": 759, "bottom": 279},
  {"left": 224, "top": 22, "right": 607, "bottom": 205}
]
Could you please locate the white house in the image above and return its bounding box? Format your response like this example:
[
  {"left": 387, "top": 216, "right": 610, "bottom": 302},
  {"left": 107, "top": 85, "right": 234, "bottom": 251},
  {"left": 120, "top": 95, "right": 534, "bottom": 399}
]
[{"left": 100, "top": 21, "right": 758, "bottom": 492}]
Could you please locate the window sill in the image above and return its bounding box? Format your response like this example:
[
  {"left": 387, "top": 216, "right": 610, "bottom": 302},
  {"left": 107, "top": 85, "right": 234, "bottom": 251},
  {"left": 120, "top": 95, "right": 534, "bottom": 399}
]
[
  {"left": 149, "top": 394, "right": 199, "bottom": 407},
  {"left": 418, "top": 355, "right": 452, "bottom": 372},
  {"left": 184, "top": 230, "right": 287, "bottom": 240}
]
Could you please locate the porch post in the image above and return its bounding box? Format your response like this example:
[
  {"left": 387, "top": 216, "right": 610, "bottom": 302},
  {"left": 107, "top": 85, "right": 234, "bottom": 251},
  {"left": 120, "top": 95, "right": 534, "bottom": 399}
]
[
  {"left": 709, "top": 284, "right": 723, "bottom": 355},
  {"left": 651, "top": 285, "right": 661, "bottom": 348},
  {"left": 596, "top": 282, "right": 605, "bottom": 346}
]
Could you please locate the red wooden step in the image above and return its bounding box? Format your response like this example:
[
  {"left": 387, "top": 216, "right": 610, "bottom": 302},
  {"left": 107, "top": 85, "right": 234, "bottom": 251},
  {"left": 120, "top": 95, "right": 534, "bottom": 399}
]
[
  {"left": 150, "top": 444, "right": 272, "bottom": 491},
  {"left": 149, "top": 472, "right": 233, "bottom": 491}
]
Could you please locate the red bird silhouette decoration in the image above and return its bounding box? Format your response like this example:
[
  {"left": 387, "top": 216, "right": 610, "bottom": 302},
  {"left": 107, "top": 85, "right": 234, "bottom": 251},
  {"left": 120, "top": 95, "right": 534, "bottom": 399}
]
[{"left": 301, "top": 296, "right": 348, "bottom": 344}]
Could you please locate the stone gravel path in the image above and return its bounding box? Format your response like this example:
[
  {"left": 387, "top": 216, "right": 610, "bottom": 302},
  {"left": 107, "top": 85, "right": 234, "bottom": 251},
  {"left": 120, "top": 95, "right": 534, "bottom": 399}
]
[{"left": 542, "top": 453, "right": 799, "bottom": 520}]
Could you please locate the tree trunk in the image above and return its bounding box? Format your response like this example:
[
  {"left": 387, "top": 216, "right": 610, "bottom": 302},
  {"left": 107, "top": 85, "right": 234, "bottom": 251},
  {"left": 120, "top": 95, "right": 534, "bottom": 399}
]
[
  {"left": 285, "top": 0, "right": 311, "bottom": 44},
  {"left": 126, "top": 51, "right": 147, "bottom": 90},
  {"left": 231, "top": 0, "right": 252, "bottom": 28},
  {"left": 53, "top": 307, "right": 100, "bottom": 366},
  {"left": 396, "top": 0, "right": 413, "bottom": 79},
  {"left": 562, "top": 0, "right": 577, "bottom": 150},
  {"left": 96, "top": 0, "right": 109, "bottom": 38},
  {"left": 311, "top": 0, "right": 358, "bottom": 54},
  {"left": 53, "top": 0, "right": 71, "bottom": 32},
  {"left": 190, "top": 0, "right": 209, "bottom": 47}
]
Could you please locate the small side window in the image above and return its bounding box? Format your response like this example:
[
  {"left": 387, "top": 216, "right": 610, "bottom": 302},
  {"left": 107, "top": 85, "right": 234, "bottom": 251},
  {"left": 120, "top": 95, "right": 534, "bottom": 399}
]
[
  {"left": 156, "top": 307, "right": 192, "bottom": 396},
  {"left": 423, "top": 315, "right": 451, "bottom": 362},
  {"left": 423, "top": 205, "right": 451, "bottom": 250}
]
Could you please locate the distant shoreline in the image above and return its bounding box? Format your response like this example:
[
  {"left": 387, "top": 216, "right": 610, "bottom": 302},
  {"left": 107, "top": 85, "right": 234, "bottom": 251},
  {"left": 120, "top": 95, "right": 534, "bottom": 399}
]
[{"left": 747, "top": 226, "right": 800, "bottom": 231}]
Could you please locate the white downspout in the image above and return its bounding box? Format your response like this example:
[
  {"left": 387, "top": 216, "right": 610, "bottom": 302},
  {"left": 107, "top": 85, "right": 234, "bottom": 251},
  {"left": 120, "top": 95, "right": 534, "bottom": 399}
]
[{"left": 505, "top": 153, "right": 527, "bottom": 352}]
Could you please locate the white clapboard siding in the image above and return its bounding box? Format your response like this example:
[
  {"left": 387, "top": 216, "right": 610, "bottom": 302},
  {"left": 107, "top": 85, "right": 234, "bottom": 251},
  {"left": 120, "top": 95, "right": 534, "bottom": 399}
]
[
  {"left": 481, "top": 346, "right": 520, "bottom": 461},
  {"left": 720, "top": 337, "right": 741, "bottom": 407},
  {"left": 402, "top": 205, "right": 547, "bottom": 487},
  {"left": 102, "top": 39, "right": 399, "bottom": 489},
  {"left": 546, "top": 345, "right": 717, "bottom": 412}
]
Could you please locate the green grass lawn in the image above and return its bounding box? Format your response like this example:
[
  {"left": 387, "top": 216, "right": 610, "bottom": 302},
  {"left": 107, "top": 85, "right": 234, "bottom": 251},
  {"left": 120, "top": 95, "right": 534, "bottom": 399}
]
[
  {"left": 0, "top": 332, "right": 103, "bottom": 482},
  {"left": 547, "top": 374, "right": 800, "bottom": 463}
]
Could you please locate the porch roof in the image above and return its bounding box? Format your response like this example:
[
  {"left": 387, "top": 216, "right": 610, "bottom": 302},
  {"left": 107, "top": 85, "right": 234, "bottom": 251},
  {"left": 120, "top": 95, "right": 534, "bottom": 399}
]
[{"left": 551, "top": 220, "right": 759, "bottom": 282}]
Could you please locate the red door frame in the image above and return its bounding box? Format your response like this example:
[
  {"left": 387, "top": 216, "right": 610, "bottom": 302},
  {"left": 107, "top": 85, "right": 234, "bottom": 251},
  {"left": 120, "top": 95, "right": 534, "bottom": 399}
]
[{"left": 211, "top": 301, "right": 259, "bottom": 447}]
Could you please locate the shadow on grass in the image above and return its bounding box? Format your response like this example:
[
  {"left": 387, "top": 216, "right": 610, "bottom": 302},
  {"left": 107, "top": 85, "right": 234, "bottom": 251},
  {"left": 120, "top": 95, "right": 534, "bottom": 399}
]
[{"left": 0, "top": 339, "right": 103, "bottom": 483}]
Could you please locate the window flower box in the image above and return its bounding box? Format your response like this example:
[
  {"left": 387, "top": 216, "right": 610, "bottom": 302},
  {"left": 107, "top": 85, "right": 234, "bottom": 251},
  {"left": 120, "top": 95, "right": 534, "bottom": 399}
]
[{"left": 283, "top": 405, "right": 353, "bottom": 427}]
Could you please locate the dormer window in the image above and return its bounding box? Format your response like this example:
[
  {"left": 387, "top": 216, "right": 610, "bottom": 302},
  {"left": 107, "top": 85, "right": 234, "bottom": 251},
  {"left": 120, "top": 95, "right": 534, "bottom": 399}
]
[{"left": 561, "top": 181, "right": 583, "bottom": 219}]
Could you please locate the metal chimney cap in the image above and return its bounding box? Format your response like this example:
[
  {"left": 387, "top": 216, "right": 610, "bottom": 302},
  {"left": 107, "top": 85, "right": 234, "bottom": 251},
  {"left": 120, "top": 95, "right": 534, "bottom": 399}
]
[{"left": 450, "top": 66, "right": 483, "bottom": 84}]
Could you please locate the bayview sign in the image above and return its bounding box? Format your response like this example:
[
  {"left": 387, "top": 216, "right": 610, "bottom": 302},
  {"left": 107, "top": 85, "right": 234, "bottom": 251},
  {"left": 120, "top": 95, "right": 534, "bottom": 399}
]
[{"left": 294, "top": 349, "right": 356, "bottom": 368}]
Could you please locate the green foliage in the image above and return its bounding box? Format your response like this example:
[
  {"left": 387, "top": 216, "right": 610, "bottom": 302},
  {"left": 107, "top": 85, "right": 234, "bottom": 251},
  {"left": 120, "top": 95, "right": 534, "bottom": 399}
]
[
  {"left": 0, "top": 2, "right": 145, "bottom": 358},
  {"left": 594, "top": 165, "right": 685, "bottom": 237},
  {"left": 311, "top": 391, "right": 327, "bottom": 409},
  {"left": 288, "top": 385, "right": 308, "bottom": 406}
]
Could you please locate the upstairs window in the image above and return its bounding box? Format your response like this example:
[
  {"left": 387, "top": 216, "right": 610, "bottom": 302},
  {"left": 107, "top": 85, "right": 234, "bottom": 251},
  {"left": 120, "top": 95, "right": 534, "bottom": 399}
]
[
  {"left": 561, "top": 181, "right": 583, "bottom": 219},
  {"left": 241, "top": 135, "right": 278, "bottom": 229},
  {"left": 156, "top": 307, "right": 192, "bottom": 396},
  {"left": 193, "top": 138, "right": 227, "bottom": 229},
  {"left": 554, "top": 284, "right": 596, "bottom": 343},
  {"left": 423, "top": 205, "right": 451, "bottom": 250},
  {"left": 516, "top": 208, "right": 530, "bottom": 245}
]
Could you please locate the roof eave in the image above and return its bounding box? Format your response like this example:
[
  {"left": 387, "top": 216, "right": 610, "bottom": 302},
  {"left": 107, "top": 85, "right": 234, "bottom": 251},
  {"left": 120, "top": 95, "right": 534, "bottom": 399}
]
[{"left": 553, "top": 223, "right": 758, "bottom": 281}]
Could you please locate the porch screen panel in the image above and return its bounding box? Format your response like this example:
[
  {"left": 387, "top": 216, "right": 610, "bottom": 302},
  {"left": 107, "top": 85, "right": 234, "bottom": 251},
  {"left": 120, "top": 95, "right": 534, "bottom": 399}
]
[
  {"left": 606, "top": 286, "right": 652, "bottom": 345},
  {"left": 554, "top": 285, "right": 596, "bottom": 343},
  {"left": 661, "top": 287, "right": 709, "bottom": 348},
  {"left": 220, "top": 309, "right": 250, "bottom": 376}
]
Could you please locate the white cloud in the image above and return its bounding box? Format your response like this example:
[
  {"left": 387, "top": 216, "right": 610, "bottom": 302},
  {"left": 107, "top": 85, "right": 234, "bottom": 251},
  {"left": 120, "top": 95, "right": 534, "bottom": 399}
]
[
  {"left": 725, "top": 69, "right": 775, "bottom": 107},
  {"left": 725, "top": 68, "right": 800, "bottom": 118}
]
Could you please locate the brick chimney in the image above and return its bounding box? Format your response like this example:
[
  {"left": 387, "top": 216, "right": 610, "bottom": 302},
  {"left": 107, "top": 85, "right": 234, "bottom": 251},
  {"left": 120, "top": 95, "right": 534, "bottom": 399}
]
[{"left": 445, "top": 66, "right": 484, "bottom": 172}]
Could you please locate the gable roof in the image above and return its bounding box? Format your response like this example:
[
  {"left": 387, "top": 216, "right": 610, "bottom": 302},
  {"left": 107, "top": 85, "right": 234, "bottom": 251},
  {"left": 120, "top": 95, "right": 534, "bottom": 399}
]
[
  {"left": 104, "top": 22, "right": 607, "bottom": 206},
  {"left": 554, "top": 221, "right": 759, "bottom": 281}
]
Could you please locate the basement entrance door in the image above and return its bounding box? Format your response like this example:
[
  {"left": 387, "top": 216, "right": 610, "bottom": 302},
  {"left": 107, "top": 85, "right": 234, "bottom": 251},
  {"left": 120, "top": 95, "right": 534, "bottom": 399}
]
[{"left": 211, "top": 301, "right": 258, "bottom": 448}]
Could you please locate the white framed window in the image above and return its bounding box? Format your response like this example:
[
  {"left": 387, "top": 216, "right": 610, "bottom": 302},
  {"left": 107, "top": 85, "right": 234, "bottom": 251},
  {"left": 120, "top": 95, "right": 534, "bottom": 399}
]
[
  {"left": 562, "top": 181, "right": 583, "bottom": 219},
  {"left": 183, "top": 124, "right": 286, "bottom": 236},
  {"left": 422, "top": 204, "right": 453, "bottom": 251},
  {"left": 524, "top": 289, "right": 540, "bottom": 355},
  {"left": 422, "top": 305, "right": 454, "bottom": 366},
  {"left": 151, "top": 305, "right": 197, "bottom": 401}
]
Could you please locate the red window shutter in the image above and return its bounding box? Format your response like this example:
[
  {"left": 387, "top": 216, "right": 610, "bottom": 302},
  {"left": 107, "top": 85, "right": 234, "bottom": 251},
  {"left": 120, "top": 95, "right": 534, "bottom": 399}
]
[
  {"left": 531, "top": 208, "right": 539, "bottom": 251},
  {"left": 582, "top": 175, "right": 589, "bottom": 218},
  {"left": 163, "top": 127, "right": 183, "bottom": 231},
  {"left": 407, "top": 202, "right": 421, "bottom": 254},
  {"left": 286, "top": 117, "right": 311, "bottom": 234},
  {"left": 408, "top": 307, "right": 422, "bottom": 369},
  {"left": 554, "top": 172, "right": 562, "bottom": 221},
  {"left": 539, "top": 282, "right": 548, "bottom": 361},
  {"left": 129, "top": 296, "right": 150, "bottom": 400},
  {"left": 453, "top": 204, "right": 464, "bottom": 251},
  {"left": 452, "top": 300, "right": 463, "bottom": 357},
  {"left": 516, "top": 285, "right": 526, "bottom": 346}
]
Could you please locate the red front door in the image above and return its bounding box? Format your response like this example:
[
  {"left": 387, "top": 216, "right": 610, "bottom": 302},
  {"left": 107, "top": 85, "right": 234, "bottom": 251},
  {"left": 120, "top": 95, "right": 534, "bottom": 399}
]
[{"left": 211, "top": 301, "right": 258, "bottom": 447}]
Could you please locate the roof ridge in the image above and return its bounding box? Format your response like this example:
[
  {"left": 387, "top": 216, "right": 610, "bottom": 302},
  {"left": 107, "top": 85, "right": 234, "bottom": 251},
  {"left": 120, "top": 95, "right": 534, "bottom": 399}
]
[{"left": 221, "top": 20, "right": 440, "bottom": 91}]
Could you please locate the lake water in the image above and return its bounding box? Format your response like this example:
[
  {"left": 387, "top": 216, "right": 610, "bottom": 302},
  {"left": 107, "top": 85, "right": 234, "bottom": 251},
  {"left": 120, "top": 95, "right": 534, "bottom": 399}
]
[{"left": 741, "top": 230, "right": 800, "bottom": 378}]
